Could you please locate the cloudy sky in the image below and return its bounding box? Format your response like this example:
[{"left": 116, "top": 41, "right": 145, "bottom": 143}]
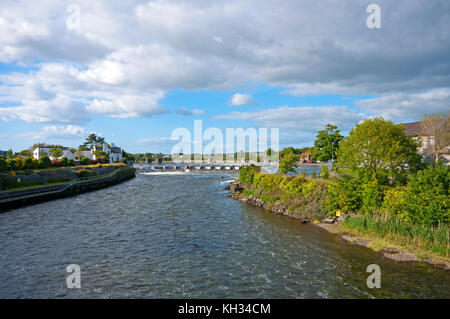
[{"left": 0, "top": 0, "right": 449, "bottom": 153}]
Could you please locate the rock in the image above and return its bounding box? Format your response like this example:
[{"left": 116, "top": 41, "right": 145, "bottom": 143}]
[{"left": 322, "top": 218, "right": 335, "bottom": 224}]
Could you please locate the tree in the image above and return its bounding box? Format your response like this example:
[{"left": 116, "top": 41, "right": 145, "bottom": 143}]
[
  {"left": 278, "top": 153, "right": 297, "bottom": 175},
  {"left": 6, "top": 149, "right": 13, "bottom": 159},
  {"left": 83, "top": 133, "right": 105, "bottom": 149},
  {"left": 313, "top": 124, "right": 344, "bottom": 162},
  {"left": 49, "top": 147, "right": 63, "bottom": 159},
  {"left": 420, "top": 112, "right": 449, "bottom": 163},
  {"left": 337, "top": 118, "right": 422, "bottom": 185},
  {"left": 22, "top": 157, "right": 33, "bottom": 169},
  {"left": 69, "top": 147, "right": 77, "bottom": 154}
]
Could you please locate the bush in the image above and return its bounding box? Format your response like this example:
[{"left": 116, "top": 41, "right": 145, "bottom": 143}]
[
  {"left": 80, "top": 157, "right": 90, "bottom": 165},
  {"left": 326, "top": 173, "right": 362, "bottom": 214},
  {"left": 120, "top": 158, "right": 128, "bottom": 164},
  {"left": 7, "top": 158, "right": 22, "bottom": 170},
  {"left": 320, "top": 164, "right": 330, "bottom": 179},
  {"left": 239, "top": 165, "right": 259, "bottom": 185},
  {"left": 32, "top": 159, "right": 39, "bottom": 169},
  {"left": 0, "top": 158, "right": 7, "bottom": 172},
  {"left": 22, "top": 157, "right": 33, "bottom": 169},
  {"left": 284, "top": 176, "right": 307, "bottom": 195},
  {"left": 60, "top": 157, "right": 68, "bottom": 167},
  {"left": 382, "top": 187, "right": 408, "bottom": 220},
  {"left": 360, "top": 179, "right": 386, "bottom": 214},
  {"left": 404, "top": 164, "right": 449, "bottom": 226},
  {"left": 67, "top": 158, "right": 75, "bottom": 166},
  {"left": 38, "top": 156, "right": 52, "bottom": 169}
]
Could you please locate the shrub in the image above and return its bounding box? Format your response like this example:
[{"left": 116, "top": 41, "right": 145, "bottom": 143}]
[
  {"left": 0, "top": 158, "right": 7, "bottom": 172},
  {"left": 326, "top": 173, "right": 362, "bottom": 214},
  {"left": 32, "top": 159, "right": 39, "bottom": 169},
  {"left": 239, "top": 165, "right": 259, "bottom": 185},
  {"left": 404, "top": 164, "right": 449, "bottom": 226},
  {"left": 67, "top": 158, "right": 75, "bottom": 166},
  {"left": 89, "top": 158, "right": 101, "bottom": 165},
  {"left": 360, "top": 179, "right": 386, "bottom": 214},
  {"left": 284, "top": 176, "right": 307, "bottom": 195},
  {"left": 382, "top": 187, "right": 408, "bottom": 220},
  {"left": 120, "top": 158, "right": 128, "bottom": 164},
  {"left": 38, "top": 156, "right": 52, "bottom": 169},
  {"left": 320, "top": 164, "right": 330, "bottom": 179},
  {"left": 22, "top": 157, "right": 33, "bottom": 169},
  {"left": 80, "top": 157, "right": 90, "bottom": 165},
  {"left": 7, "top": 158, "right": 23, "bottom": 170},
  {"left": 60, "top": 157, "right": 68, "bottom": 167}
]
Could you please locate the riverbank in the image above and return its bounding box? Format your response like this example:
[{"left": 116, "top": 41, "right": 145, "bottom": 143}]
[
  {"left": 230, "top": 182, "right": 450, "bottom": 270},
  {"left": 0, "top": 166, "right": 135, "bottom": 211}
]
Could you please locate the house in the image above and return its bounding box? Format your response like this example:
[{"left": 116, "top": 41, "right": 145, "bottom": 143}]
[
  {"left": 400, "top": 121, "right": 449, "bottom": 164},
  {"left": 32, "top": 146, "right": 75, "bottom": 161},
  {"left": 300, "top": 152, "right": 312, "bottom": 162},
  {"left": 92, "top": 143, "right": 123, "bottom": 163},
  {"left": 80, "top": 150, "right": 94, "bottom": 160}
]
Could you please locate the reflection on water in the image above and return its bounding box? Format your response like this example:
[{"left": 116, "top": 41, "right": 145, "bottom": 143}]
[{"left": 0, "top": 172, "right": 448, "bottom": 298}]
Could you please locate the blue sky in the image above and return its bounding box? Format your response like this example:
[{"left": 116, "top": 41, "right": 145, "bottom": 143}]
[{"left": 1, "top": 1, "right": 449, "bottom": 154}]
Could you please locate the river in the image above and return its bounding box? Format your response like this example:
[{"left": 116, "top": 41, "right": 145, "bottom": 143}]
[{"left": 0, "top": 171, "right": 448, "bottom": 298}]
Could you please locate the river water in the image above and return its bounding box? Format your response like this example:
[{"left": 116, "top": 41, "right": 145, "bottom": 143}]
[{"left": 0, "top": 172, "right": 448, "bottom": 298}]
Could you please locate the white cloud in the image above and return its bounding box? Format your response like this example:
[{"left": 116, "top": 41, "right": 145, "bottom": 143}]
[
  {"left": 355, "top": 88, "right": 450, "bottom": 120},
  {"left": 175, "top": 107, "right": 205, "bottom": 116},
  {"left": 0, "top": 0, "right": 449, "bottom": 126},
  {"left": 228, "top": 93, "right": 257, "bottom": 106},
  {"left": 216, "top": 105, "right": 365, "bottom": 132}
]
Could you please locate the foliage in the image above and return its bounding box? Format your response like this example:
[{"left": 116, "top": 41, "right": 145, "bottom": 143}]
[
  {"left": 22, "top": 157, "right": 33, "bottom": 169},
  {"left": 326, "top": 173, "right": 362, "bottom": 214},
  {"left": 80, "top": 157, "right": 90, "bottom": 165},
  {"left": 337, "top": 117, "right": 422, "bottom": 185},
  {"left": 67, "top": 158, "right": 75, "bottom": 166},
  {"left": 38, "top": 156, "right": 52, "bottom": 169},
  {"left": 278, "top": 153, "right": 297, "bottom": 175},
  {"left": 83, "top": 133, "right": 105, "bottom": 149},
  {"left": 239, "top": 165, "right": 260, "bottom": 185},
  {"left": 6, "top": 158, "right": 23, "bottom": 170},
  {"left": 0, "top": 158, "right": 7, "bottom": 172},
  {"left": 49, "top": 147, "right": 63, "bottom": 159},
  {"left": 284, "top": 176, "right": 307, "bottom": 195},
  {"left": 320, "top": 164, "right": 330, "bottom": 179},
  {"left": 313, "top": 124, "right": 344, "bottom": 162},
  {"left": 404, "top": 164, "right": 449, "bottom": 226}
]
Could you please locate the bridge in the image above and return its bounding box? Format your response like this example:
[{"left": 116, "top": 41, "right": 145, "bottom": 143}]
[{"left": 136, "top": 163, "right": 244, "bottom": 171}]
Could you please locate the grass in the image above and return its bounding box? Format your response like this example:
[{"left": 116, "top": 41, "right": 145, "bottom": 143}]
[{"left": 343, "top": 214, "right": 449, "bottom": 258}]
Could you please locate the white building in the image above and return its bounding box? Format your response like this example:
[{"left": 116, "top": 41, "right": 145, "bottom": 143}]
[
  {"left": 92, "top": 143, "right": 123, "bottom": 163},
  {"left": 32, "top": 146, "right": 75, "bottom": 161}
]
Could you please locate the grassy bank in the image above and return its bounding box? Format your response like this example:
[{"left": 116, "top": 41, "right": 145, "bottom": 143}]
[{"left": 343, "top": 215, "right": 449, "bottom": 258}]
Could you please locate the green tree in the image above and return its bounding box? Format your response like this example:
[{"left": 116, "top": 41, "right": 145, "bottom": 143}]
[
  {"left": 83, "top": 133, "right": 105, "bottom": 149},
  {"left": 337, "top": 118, "right": 422, "bottom": 185},
  {"left": 320, "top": 164, "right": 330, "bottom": 179},
  {"left": 313, "top": 124, "right": 344, "bottom": 162},
  {"left": 279, "top": 153, "right": 297, "bottom": 175}
]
